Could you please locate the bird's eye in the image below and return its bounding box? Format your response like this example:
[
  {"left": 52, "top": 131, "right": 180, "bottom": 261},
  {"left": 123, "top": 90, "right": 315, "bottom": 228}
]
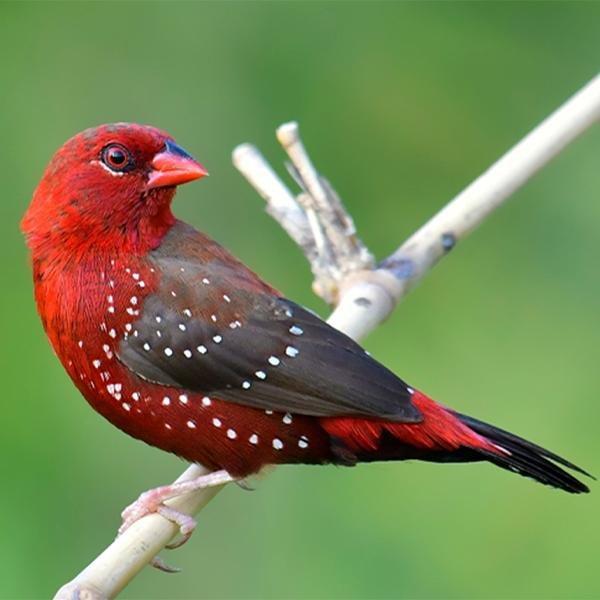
[{"left": 101, "top": 144, "right": 133, "bottom": 172}]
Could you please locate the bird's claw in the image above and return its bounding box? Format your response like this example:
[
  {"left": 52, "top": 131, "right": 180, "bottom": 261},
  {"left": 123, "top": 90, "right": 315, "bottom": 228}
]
[
  {"left": 118, "top": 489, "right": 160, "bottom": 535},
  {"left": 150, "top": 555, "right": 182, "bottom": 573},
  {"left": 118, "top": 471, "right": 233, "bottom": 572},
  {"left": 118, "top": 489, "right": 198, "bottom": 572},
  {"left": 159, "top": 505, "right": 197, "bottom": 549}
]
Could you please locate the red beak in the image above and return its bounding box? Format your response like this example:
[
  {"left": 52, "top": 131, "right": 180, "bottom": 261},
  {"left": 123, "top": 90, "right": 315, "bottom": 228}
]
[{"left": 146, "top": 140, "right": 208, "bottom": 190}]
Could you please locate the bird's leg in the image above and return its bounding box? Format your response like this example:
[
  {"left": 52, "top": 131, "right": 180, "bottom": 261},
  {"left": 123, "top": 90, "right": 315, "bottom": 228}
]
[{"left": 118, "top": 469, "right": 236, "bottom": 541}]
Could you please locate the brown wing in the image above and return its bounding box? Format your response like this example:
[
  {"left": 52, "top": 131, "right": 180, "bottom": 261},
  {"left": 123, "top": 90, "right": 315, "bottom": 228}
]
[{"left": 117, "top": 224, "right": 422, "bottom": 422}]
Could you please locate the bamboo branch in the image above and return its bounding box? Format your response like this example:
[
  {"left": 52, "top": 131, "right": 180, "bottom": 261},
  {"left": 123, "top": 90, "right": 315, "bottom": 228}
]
[{"left": 55, "top": 74, "right": 600, "bottom": 600}]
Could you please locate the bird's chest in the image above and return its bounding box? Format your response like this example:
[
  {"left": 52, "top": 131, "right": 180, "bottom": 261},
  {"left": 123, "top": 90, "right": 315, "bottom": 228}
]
[{"left": 36, "top": 257, "right": 157, "bottom": 419}]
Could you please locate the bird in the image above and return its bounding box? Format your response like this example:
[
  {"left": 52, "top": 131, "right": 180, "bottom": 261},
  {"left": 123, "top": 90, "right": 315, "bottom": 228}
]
[{"left": 22, "top": 123, "right": 591, "bottom": 549}]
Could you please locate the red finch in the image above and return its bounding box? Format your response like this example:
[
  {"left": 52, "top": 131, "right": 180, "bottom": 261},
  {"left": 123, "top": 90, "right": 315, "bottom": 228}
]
[{"left": 22, "top": 123, "right": 590, "bottom": 543}]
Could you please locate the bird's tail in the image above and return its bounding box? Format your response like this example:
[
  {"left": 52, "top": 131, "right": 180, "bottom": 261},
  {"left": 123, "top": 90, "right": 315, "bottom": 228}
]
[
  {"left": 453, "top": 411, "right": 592, "bottom": 494},
  {"left": 323, "top": 391, "right": 592, "bottom": 494}
]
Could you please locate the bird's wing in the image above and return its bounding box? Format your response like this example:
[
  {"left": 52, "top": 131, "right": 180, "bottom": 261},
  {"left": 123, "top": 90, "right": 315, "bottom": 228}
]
[{"left": 117, "top": 235, "right": 422, "bottom": 422}]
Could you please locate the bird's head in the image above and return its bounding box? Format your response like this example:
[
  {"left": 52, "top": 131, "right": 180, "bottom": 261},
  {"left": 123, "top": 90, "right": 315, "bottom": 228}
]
[{"left": 22, "top": 123, "right": 207, "bottom": 260}]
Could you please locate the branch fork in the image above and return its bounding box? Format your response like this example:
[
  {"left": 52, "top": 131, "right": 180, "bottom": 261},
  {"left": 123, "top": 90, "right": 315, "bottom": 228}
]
[{"left": 234, "top": 121, "right": 374, "bottom": 305}]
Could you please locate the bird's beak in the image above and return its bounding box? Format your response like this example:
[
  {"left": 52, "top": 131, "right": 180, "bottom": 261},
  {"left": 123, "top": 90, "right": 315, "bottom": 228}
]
[{"left": 146, "top": 140, "right": 208, "bottom": 190}]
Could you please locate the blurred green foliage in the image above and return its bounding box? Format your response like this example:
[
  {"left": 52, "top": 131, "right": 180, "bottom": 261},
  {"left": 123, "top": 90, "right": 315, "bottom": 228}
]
[{"left": 1, "top": 2, "right": 599, "bottom": 599}]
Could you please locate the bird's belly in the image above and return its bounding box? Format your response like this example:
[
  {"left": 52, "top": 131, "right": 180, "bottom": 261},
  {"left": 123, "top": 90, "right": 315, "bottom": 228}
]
[{"left": 71, "top": 352, "right": 330, "bottom": 476}]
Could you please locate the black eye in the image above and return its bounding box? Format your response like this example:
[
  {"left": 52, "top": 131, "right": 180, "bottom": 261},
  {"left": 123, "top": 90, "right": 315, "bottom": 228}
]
[{"left": 101, "top": 144, "right": 133, "bottom": 172}]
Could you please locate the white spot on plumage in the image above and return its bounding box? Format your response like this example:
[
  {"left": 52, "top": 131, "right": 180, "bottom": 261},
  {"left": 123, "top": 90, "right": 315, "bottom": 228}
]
[
  {"left": 143, "top": 343, "right": 151, "bottom": 351},
  {"left": 132, "top": 273, "right": 140, "bottom": 280},
  {"left": 242, "top": 381, "right": 251, "bottom": 389},
  {"left": 223, "top": 294, "right": 231, "bottom": 303},
  {"left": 131, "top": 392, "right": 140, "bottom": 401},
  {"left": 122, "top": 403, "right": 131, "bottom": 411},
  {"left": 162, "top": 397, "right": 170, "bottom": 406},
  {"left": 130, "top": 296, "right": 138, "bottom": 305},
  {"left": 298, "top": 436, "right": 309, "bottom": 449},
  {"left": 268, "top": 356, "right": 280, "bottom": 366},
  {"left": 197, "top": 345, "right": 207, "bottom": 354},
  {"left": 212, "top": 417, "right": 222, "bottom": 428},
  {"left": 138, "top": 281, "right": 145, "bottom": 288},
  {"left": 183, "top": 309, "right": 192, "bottom": 317},
  {"left": 107, "top": 306, "right": 115, "bottom": 313},
  {"left": 407, "top": 386, "right": 415, "bottom": 394},
  {"left": 211, "top": 314, "right": 217, "bottom": 322},
  {"left": 183, "top": 349, "right": 192, "bottom": 358},
  {"left": 202, "top": 278, "right": 210, "bottom": 284},
  {"left": 93, "top": 359, "right": 101, "bottom": 369},
  {"left": 286, "top": 346, "right": 299, "bottom": 357},
  {"left": 187, "top": 420, "right": 196, "bottom": 429},
  {"left": 107, "top": 384, "right": 115, "bottom": 395},
  {"left": 265, "top": 410, "right": 273, "bottom": 415},
  {"left": 78, "top": 340, "right": 84, "bottom": 348},
  {"left": 171, "top": 290, "right": 177, "bottom": 297},
  {"left": 202, "top": 396, "right": 212, "bottom": 406},
  {"left": 164, "top": 347, "right": 173, "bottom": 357},
  {"left": 155, "top": 316, "right": 162, "bottom": 323},
  {"left": 213, "top": 335, "right": 222, "bottom": 343},
  {"left": 165, "top": 423, "right": 172, "bottom": 430},
  {"left": 179, "top": 394, "right": 189, "bottom": 404},
  {"left": 289, "top": 325, "right": 303, "bottom": 336},
  {"left": 283, "top": 413, "right": 293, "bottom": 425},
  {"left": 107, "top": 295, "right": 114, "bottom": 304},
  {"left": 179, "top": 323, "right": 187, "bottom": 331},
  {"left": 272, "top": 438, "right": 284, "bottom": 450},
  {"left": 125, "top": 323, "right": 132, "bottom": 332},
  {"left": 249, "top": 434, "right": 259, "bottom": 445},
  {"left": 114, "top": 383, "right": 122, "bottom": 393},
  {"left": 255, "top": 370, "right": 266, "bottom": 380},
  {"left": 226, "top": 428, "right": 237, "bottom": 439},
  {"left": 156, "top": 330, "right": 162, "bottom": 337}
]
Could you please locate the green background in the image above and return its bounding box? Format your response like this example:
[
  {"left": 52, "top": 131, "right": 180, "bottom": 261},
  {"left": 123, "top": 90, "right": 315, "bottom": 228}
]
[{"left": 1, "top": 2, "right": 599, "bottom": 599}]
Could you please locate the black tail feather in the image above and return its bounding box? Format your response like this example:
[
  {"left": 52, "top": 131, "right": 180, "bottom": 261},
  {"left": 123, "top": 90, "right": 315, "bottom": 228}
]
[{"left": 456, "top": 412, "right": 592, "bottom": 494}]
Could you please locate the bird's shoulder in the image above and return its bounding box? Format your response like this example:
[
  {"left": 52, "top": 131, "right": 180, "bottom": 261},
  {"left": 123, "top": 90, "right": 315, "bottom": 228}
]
[{"left": 151, "top": 220, "right": 279, "bottom": 297}]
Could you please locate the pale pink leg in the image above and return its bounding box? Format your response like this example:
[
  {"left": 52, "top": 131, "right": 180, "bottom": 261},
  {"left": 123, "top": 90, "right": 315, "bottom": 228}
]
[{"left": 118, "top": 469, "right": 235, "bottom": 571}]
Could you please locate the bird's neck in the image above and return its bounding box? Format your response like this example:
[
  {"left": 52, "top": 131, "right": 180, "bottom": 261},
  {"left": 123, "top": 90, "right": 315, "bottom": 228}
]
[
  {"left": 22, "top": 181, "right": 178, "bottom": 273},
  {"left": 26, "top": 204, "right": 176, "bottom": 277}
]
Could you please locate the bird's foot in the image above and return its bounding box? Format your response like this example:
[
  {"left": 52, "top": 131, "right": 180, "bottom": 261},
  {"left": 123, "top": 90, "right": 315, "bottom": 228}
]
[
  {"left": 118, "top": 470, "right": 236, "bottom": 572},
  {"left": 119, "top": 486, "right": 196, "bottom": 539}
]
